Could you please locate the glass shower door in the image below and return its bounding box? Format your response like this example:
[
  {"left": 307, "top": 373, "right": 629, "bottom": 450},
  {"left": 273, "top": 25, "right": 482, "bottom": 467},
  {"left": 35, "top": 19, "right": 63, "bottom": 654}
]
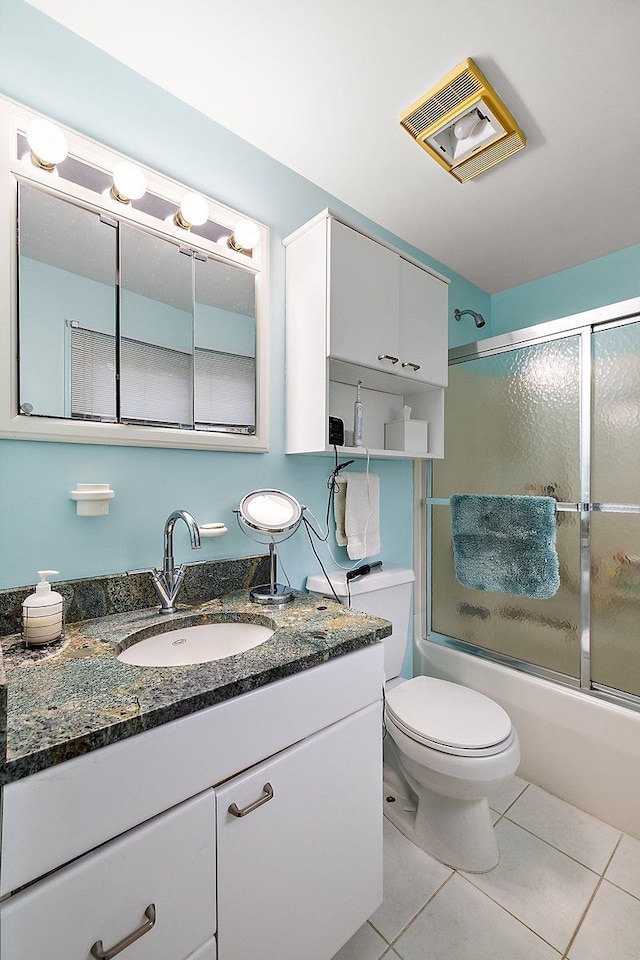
[
  {"left": 591, "top": 320, "right": 640, "bottom": 698},
  {"left": 430, "top": 334, "right": 583, "bottom": 679}
]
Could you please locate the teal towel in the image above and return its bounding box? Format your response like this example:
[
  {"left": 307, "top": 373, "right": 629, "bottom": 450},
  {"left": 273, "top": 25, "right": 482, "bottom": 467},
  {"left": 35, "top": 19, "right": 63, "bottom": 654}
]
[{"left": 450, "top": 494, "right": 560, "bottom": 599}]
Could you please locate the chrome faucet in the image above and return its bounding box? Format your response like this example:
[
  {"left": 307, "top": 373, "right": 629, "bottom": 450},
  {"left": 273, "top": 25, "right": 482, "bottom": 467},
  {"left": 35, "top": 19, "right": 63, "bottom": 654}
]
[{"left": 149, "top": 510, "right": 202, "bottom": 614}]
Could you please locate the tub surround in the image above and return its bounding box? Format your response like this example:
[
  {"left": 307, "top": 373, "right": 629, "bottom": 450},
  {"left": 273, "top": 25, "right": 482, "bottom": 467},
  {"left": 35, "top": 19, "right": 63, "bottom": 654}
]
[{"left": 0, "top": 560, "right": 390, "bottom": 787}]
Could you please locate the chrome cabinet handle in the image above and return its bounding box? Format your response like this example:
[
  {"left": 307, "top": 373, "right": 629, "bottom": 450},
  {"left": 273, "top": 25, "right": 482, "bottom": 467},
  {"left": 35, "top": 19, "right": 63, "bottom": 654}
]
[
  {"left": 378, "top": 354, "right": 399, "bottom": 364},
  {"left": 91, "top": 904, "right": 156, "bottom": 960},
  {"left": 228, "top": 782, "right": 274, "bottom": 818},
  {"left": 402, "top": 361, "right": 421, "bottom": 372}
]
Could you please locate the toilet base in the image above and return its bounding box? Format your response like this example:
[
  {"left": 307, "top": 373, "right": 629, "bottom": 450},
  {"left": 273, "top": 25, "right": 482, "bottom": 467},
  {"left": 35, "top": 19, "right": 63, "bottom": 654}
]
[{"left": 383, "top": 765, "right": 499, "bottom": 873}]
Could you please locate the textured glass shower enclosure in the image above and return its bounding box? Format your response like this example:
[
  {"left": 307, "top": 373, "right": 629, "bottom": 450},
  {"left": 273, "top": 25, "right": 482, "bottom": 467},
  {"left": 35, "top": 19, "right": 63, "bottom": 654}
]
[{"left": 428, "top": 301, "right": 640, "bottom": 706}]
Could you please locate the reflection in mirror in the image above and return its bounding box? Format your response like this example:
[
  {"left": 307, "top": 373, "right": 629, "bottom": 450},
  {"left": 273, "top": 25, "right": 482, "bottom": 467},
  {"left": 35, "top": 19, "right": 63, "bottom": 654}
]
[
  {"left": 194, "top": 256, "right": 256, "bottom": 433},
  {"left": 120, "top": 226, "right": 194, "bottom": 428},
  {"left": 18, "top": 184, "right": 117, "bottom": 420}
]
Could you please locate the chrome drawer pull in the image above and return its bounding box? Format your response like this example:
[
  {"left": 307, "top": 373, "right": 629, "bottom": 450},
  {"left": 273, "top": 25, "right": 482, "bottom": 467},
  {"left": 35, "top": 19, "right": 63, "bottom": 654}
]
[
  {"left": 402, "top": 361, "right": 421, "bottom": 372},
  {"left": 378, "top": 354, "right": 399, "bottom": 364},
  {"left": 90, "top": 904, "right": 156, "bottom": 960},
  {"left": 228, "top": 782, "right": 274, "bottom": 818}
]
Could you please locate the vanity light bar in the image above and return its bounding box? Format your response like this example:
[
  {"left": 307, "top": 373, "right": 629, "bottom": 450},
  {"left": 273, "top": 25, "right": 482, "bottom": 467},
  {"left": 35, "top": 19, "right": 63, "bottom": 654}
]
[{"left": 12, "top": 106, "right": 264, "bottom": 264}]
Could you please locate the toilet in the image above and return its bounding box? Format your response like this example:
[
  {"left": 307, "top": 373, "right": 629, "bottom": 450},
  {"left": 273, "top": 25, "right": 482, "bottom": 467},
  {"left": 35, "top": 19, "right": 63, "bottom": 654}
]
[{"left": 306, "top": 565, "right": 520, "bottom": 873}]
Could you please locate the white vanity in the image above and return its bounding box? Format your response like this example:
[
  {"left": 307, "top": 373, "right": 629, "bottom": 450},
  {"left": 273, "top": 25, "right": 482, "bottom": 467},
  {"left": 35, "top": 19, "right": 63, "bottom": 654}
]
[{"left": 0, "top": 640, "right": 383, "bottom": 960}]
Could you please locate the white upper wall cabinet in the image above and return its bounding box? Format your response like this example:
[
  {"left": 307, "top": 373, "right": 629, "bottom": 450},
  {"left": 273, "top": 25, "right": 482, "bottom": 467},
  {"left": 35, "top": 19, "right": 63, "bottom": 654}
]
[
  {"left": 284, "top": 210, "right": 449, "bottom": 459},
  {"left": 328, "top": 218, "right": 448, "bottom": 388},
  {"left": 329, "top": 219, "right": 400, "bottom": 370}
]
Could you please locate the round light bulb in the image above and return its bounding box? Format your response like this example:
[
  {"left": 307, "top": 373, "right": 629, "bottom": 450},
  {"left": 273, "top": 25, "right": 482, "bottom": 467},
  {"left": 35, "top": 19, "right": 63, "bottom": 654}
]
[
  {"left": 26, "top": 118, "right": 68, "bottom": 169},
  {"left": 453, "top": 111, "right": 482, "bottom": 141},
  {"left": 232, "top": 219, "right": 260, "bottom": 251},
  {"left": 112, "top": 161, "right": 147, "bottom": 202},
  {"left": 178, "top": 192, "right": 209, "bottom": 227}
]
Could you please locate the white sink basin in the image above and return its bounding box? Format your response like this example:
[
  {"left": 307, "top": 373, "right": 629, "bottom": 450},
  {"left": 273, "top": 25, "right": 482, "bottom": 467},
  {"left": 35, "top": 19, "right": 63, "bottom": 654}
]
[{"left": 118, "top": 621, "right": 274, "bottom": 667}]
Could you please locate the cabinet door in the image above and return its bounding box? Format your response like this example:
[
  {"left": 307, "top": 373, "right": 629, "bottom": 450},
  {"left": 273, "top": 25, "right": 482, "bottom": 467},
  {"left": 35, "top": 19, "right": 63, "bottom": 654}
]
[
  {"left": 1, "top": 791, "right": 216, "bottom": 960},
  {"left": 329, "top": 219, "right": 400, "bottom": 371},
  {"left": 216, "top": 703, "right": 382, "bottom": 960},
  {"left": 398, "top": 258, "right": 448, "bottom": 386}
]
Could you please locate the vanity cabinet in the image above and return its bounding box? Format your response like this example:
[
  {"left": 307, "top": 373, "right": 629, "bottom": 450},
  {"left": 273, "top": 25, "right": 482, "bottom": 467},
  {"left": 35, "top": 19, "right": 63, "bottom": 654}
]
[
  {"left": 216, "top": 704, "right": 381, "bottom": 960},
  {"left": 285, "top": 210, "right": 449, "bottom": 458},
  {"left": 0, "top": 645, "right": 384, "bottom": 960}
]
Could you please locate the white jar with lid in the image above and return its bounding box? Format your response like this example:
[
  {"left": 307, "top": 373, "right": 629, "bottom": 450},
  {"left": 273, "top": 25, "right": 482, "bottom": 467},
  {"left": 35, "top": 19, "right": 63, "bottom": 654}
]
[{"left": 22, "top": 570, "right": 64, "bottom": 645}]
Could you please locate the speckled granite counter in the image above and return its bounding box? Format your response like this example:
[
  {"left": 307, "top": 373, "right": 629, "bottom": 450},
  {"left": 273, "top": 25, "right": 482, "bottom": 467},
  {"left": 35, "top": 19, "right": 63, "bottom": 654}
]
[{"left": 0, "top": 588, "right": 390, "bottom": 786}]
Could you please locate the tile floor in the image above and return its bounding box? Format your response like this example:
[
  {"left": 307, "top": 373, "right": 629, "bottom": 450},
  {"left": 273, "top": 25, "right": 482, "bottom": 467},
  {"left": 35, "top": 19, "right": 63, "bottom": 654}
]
[{"left": 332, "top": 776, "right": 640, "bottom": 960}]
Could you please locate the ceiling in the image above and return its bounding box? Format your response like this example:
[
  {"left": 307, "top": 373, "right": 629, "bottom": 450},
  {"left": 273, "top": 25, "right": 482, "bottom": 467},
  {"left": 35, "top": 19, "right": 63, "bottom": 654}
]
[{"left": 25, "top": 0, "right": 640, "bottom": 293}]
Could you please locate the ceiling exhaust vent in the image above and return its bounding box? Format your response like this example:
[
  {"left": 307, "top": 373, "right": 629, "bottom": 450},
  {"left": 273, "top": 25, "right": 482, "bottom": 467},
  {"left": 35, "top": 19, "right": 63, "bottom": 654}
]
[{"left": 400, "top": 58, "right": 525, "bottom": 183}]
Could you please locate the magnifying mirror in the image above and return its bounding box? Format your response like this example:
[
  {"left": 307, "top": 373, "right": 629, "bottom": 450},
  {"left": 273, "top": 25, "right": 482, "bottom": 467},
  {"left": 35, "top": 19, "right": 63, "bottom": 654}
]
[{"left": 235, "top": 489, "right": 304, "bottom": 604}]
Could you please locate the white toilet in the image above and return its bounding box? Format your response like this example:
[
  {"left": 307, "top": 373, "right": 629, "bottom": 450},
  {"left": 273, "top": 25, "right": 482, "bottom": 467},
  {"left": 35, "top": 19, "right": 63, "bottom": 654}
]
[{"left": 306, "top": 565, "right": 520, "bottom": 873}]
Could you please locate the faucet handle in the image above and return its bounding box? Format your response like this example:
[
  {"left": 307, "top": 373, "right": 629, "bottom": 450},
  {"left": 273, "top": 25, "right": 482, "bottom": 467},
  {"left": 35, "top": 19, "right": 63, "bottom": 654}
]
[{"left": 126, "top": 567, "right": 159, "bottom": 577}]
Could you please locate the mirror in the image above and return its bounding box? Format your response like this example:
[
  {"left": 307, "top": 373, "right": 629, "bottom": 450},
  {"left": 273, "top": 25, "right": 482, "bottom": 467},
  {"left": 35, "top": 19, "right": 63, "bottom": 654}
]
[
  {"left": 18, "top": 184, "right": 117, "bottom": 420},
  {"left": 2, "top": 96, "right": 268, "bottom": 452},
  {"left": 17, "top": 184, "right": 258, "bottom": 436}
]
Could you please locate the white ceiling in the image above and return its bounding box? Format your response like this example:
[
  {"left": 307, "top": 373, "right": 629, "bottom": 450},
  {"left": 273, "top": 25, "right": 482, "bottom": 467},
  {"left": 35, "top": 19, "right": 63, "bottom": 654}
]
[{"left": 26, "top": 0, "right": 640, "bottom": 293}]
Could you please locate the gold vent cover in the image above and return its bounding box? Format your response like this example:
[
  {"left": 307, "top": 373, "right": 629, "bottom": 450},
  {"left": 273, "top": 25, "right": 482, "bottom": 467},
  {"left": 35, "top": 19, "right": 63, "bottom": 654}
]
[{"left": 400, "top": 58, "right": 525, "bottom": 183}]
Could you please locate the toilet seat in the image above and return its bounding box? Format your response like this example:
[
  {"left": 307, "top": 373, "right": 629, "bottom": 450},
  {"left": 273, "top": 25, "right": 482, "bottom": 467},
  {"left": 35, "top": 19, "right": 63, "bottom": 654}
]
[{"left": 385, "top": 676, "right": 514, "bottom": 758}]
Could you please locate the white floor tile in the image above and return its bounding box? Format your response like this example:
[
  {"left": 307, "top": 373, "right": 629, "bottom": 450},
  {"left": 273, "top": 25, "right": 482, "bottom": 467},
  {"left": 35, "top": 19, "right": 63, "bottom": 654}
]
[
  {"left": 505, "top": 784, "right": 621, "bottom": 873},
  {"left": 368, "top": 819, "right": 452, "bottom": 942},
  {"left": 605, "top": 833, "right": 640, "bottom": 899},
  {"left": 393, "top": 874, "right": 560, "bottom": 960},
  {"left": 463, "top": 818, "right": 599, "bottom": 952},
  {"left": 330, "top": 922, "right": 389, "bottom": 960},
  {"left": 568, "top": 880, "right": 640, "bottom": 960},
  {"left": 488, "top": 775, "right": 529, "bottom": 813}
]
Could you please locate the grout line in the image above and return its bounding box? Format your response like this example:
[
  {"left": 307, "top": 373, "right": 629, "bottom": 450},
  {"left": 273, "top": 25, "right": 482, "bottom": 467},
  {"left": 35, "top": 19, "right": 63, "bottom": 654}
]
[
  {"left": 561, "top": 875, "right": 604, "bottom": 959},
  {"left": 371, "top": 872, "right": 456, "bottom": 948},
  {"left": 456, "top": 871, "right": 563, "bottom": 955},
  {"left": 496, "top": 780, "right": 530, "bottom": 817},
  {"left": 497, "top": 814, "right": 612, "bottom": 876}
]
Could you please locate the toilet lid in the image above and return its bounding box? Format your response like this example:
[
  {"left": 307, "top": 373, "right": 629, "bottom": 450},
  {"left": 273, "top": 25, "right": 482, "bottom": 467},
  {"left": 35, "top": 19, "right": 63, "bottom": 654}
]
[{"left": 385, "top": 676, "right": 512, "bottom": 752}]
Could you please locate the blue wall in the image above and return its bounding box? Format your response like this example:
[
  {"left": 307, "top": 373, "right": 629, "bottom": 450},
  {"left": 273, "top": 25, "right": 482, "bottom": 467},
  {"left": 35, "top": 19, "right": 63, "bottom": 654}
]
[
  {"left": 491, "top": 243, "right": 640, "bottom": 335},
  {"left": 0, "top": 0, "right": 488, "bottom": 594}
]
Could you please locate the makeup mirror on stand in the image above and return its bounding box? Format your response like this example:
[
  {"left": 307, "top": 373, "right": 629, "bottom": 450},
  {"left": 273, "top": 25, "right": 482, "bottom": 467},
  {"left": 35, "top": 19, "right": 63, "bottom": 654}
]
[{"left": 235, "top": 489, "right": 304, "bottom": 604}]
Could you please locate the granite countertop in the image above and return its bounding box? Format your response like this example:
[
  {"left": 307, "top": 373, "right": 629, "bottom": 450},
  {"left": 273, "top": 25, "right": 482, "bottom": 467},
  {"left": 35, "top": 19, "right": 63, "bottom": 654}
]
[{"left": 0, "top": 589, "right": 391, "bottom": 786}]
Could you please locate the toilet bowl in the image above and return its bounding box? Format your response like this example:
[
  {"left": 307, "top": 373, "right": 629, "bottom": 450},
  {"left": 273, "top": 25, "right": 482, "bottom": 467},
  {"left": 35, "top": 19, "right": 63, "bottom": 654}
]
[
  {"left": 305, "top": 565, "right": 520, "bottom": 873},
  {"left": 384, "top": 675, "right": 520, "bottom": 872}
]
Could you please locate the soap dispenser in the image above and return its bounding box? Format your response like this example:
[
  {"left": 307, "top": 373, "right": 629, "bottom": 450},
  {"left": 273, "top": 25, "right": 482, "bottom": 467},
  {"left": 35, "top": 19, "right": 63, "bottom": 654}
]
[{"left": 22, "top": 570, "right": 64, "bottom": 645}]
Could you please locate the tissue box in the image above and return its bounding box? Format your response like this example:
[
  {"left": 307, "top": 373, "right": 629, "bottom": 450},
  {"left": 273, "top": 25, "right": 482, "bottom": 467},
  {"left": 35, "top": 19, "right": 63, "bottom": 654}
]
[{"left": 384, "top": 419, "right": 428, "bottom": 453}]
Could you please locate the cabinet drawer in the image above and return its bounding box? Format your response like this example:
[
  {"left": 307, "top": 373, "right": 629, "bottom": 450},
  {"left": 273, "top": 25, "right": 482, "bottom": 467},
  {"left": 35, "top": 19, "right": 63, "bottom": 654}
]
[{"left": 1, "top": 790, "right": 216, "bottom": 960}]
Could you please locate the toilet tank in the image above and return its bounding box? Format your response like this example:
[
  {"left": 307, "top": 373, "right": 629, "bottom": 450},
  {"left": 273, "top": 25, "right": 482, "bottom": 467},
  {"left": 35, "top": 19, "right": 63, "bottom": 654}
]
[{"left": 305, "top": 566, "right": 415, "bottom": 681}]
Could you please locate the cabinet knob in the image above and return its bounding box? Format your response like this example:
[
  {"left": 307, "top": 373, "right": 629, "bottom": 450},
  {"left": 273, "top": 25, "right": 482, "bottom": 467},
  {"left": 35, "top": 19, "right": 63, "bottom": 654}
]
[
  {"left": 401, "top": 361, "right": 421, "bottom": 372},
  {"left": 90, "top": 904, "right": 156, "bottom": 960},
  {"left": 378, "top": 354, "right": 399, "bottom": 364}
]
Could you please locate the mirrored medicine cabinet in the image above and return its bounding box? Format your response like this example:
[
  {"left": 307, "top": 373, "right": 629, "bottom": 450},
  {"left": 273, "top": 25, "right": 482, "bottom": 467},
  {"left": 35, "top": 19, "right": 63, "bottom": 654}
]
[{"left": 0, "top": 96, "right": 269, "bottom": 451}]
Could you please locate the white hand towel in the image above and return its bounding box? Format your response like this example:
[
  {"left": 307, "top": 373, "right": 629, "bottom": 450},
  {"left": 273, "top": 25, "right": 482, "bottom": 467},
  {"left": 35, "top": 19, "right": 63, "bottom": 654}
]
[
  {"left": 335, "top": 473, "right": 381, "bottom": 560},
  {"left": 334, "top": 476, "right": 348, "bottom": 547}
]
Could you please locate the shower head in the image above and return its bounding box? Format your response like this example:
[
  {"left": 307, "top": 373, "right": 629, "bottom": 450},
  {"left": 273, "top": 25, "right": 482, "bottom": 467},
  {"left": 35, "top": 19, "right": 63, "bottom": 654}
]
[{"left": 454, "top": 308, "right": 486, "bottom": 328}]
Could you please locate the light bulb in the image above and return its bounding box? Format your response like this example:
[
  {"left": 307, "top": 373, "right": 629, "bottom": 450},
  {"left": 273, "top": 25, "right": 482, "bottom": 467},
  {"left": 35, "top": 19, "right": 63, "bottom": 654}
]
[
  {"left": 453, "top": 110, "right": 482, "bottom": 141},
  {"left": 111, "top": 161, "right": 147, "bottom": 203},
  {"left": 26, "top": 118, "right": 68, "bottom": 170},
  {"left": 231, "top": 219, "right": 260, "bottom": 252},
  {"left": 175, "top": 192, "right": 209, "bottom": 229}
]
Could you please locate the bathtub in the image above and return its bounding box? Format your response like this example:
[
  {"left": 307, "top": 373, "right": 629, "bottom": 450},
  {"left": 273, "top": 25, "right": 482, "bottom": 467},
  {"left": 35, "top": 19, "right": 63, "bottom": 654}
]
[{"left": 415, "top": 629, "right": 640, "bottom": 839}]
